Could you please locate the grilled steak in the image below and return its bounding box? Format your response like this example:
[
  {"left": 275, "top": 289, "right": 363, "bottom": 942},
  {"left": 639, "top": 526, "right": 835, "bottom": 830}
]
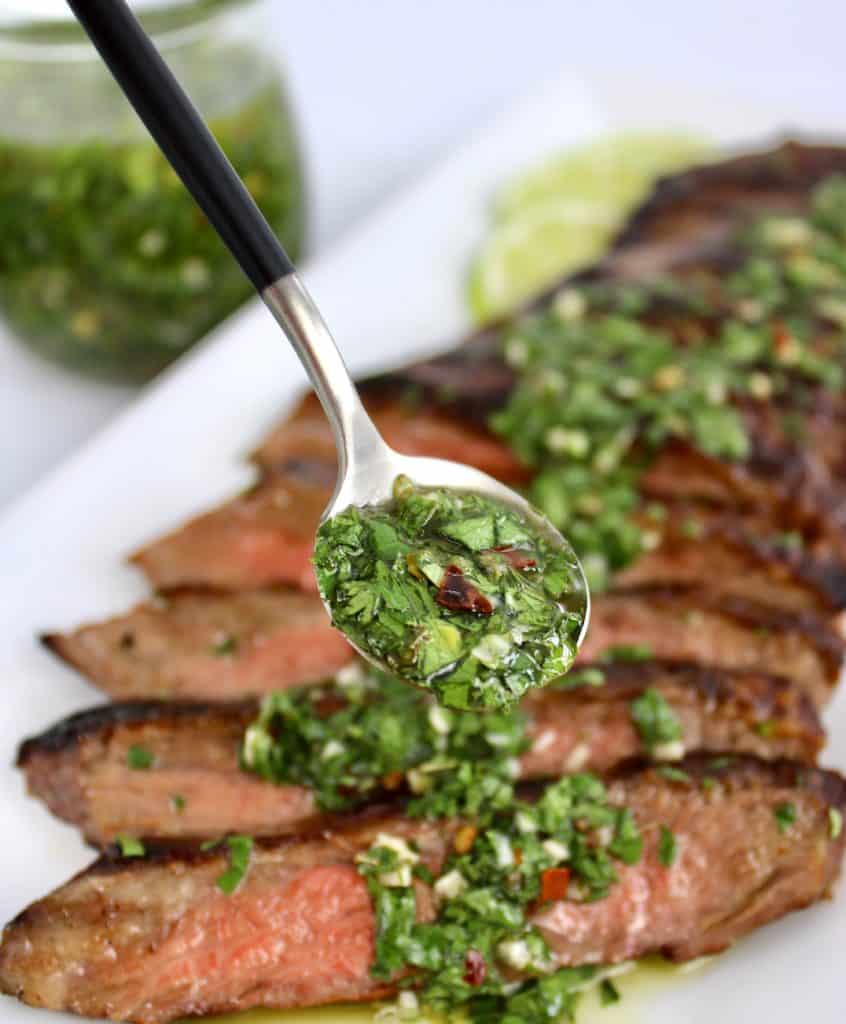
[
  {"left": 44, "top": 588, "right": 354, "bottom": 701},
  {"left": 18, "top": 662, "right": 822, "bottom": 844},
  {"left": 131, "top": 395, "right": 846, "bottom": 599},
  {"left": 127, "top": 152, "right": 846, "bottom": 625},
  {"left": 133, "top": 397, "right": 528, "bottom": 593},
  {"left": 621, "top": 501, "right": 846, "bottom": 616},
  {"left": 49, "top": 571, "right": 841, "bottom": 704},
  {"left": 128, "top": 451, "right": 846, "bottom": 616},
  {"left": 2, "top": 756, "right": 843, "bottom": 1023},
  {"left": 580, "top": 585, "right": 844, "bottom": 707}
]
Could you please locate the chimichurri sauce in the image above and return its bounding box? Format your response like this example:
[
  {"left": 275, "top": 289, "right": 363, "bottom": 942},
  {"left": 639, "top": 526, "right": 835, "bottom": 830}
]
[
  {"left": 0, "top": 45, "right": 304, "bottom": 380},
  {"left": 492, "top": 176, "right": 846, "bottom": 591},
  {"left": 313, "top": 477, "right": 586, "bottom": 710}
]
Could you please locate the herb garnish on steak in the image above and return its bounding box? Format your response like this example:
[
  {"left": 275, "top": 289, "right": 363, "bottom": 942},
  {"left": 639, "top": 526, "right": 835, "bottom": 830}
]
[
  {"left": 18, "top": 661, "right": 824, "bottom": 844},
  {"left": 1, "top": 756, "right": 843, "bottom": 1023}
]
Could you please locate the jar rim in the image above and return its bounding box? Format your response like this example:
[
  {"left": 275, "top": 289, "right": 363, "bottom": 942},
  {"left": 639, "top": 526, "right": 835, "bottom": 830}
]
[{"left": 0, "top": 0, "right": 256, "bottom": 60}]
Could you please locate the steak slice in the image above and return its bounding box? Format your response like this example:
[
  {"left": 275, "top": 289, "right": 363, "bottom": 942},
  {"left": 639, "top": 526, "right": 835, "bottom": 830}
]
[
  {"left": 130, "top": 475, "right": 330, "bottom": 593},
  {"left": 621, "top": 501, "right": 846, "bottom": 617},
  {"left": 2, "top": 756, "right": 843, "bottom": 1023},
  {"left": 128, "top": 442, "right": 846, "bottom": 621},
  {"left": 48, "top": 547, "right": 843, "bottom": 706},
  {"left": 44, "top": 588, "right": 354, "bottom": 701},
  {"left": 580, "top": 585, "right": 844, "bottom": 708},
  {"left": 134, "top": 394, "right": 529, "bottom": 594},
  {"left": 18, "top": 662, "right": 823, "bottom": 845}
]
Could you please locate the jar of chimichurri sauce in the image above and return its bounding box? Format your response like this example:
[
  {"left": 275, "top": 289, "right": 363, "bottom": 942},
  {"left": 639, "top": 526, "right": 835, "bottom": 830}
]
[{"left": 0, "top": 0, "right": 305, "bottom": 381}]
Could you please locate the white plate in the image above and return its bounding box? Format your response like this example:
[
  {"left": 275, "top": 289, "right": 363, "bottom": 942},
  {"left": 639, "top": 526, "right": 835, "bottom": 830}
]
[{"left": 2, "top": 71, "right": 845, "bottom": 1024}]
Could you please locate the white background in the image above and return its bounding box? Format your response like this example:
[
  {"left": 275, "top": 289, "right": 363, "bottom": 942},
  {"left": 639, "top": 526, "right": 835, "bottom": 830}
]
[{"left": 1, "top": 0, "right": 844, "bottom": 509}]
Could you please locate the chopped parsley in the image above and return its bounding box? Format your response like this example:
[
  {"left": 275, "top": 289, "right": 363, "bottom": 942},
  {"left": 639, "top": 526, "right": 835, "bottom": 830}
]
[
  {"left": 560, "top": 666, "right": 606, "bottom": 688},
  {"left": 211, "top": 634, "right": 238, "bottom": 657},
  {"left": 600, "top": 644, "right": 654, "bottom": 663},
  {"left": 774, "top": 803, "right": 797, "bottom": 834},
  {"left": 658, "top": 825, "right": 677, "bottom": 867},
  {"left": 490, "top": 179, "right": 846, "bottom": 591},
  {"left": 599, "top": 978, "right": 621, "bottom": 1006},
  {"left": 829, "top": 808, "right": 843, "bottom": 840},
  {"left": 313, "top": 478, "right": 587, "bottom": 709},
  {"left": 708, "top": 756, "right": 735, "bottom": 772},
  {"left": 467, "top": 966, "right": 596, "bottom": 1023},
  {"left": 357, "top": 773, "right": 642, "bottom": 1019},
  {"left": 204, "top": 835, "right": 254, "bottom": 895},
  {"left": 242, "top": 666, "right": 527, "bottom": 816},
  {"left": 126, "top": 744, "right": 154, "bottom": 771},
  {"left": 115, "top": 835, "right": 145, "bottom": 858},
  {"left": 629, "top": 689, "right": 683, "bottom": 753},
  {"left": 655, "top": 765, "right": 691, "bottom": 784},
  {"left": 170, "top": 794, "right": 186, "bottom": 813}
]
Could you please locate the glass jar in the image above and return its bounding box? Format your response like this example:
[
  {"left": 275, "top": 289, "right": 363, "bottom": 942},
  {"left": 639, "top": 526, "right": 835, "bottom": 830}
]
[{"left": 0, "top": 1, "right": 306, "bottom": 381}]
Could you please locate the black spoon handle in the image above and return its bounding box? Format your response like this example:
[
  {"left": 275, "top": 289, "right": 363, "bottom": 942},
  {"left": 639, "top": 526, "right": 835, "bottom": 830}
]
[{"left": 66, "top": 0, "right": 294, "bottom": 291}]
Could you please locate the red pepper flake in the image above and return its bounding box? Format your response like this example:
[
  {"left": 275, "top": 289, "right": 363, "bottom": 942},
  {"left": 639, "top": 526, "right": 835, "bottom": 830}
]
[
  {"left": 540, "top": 867, "right": 571, "bottom": 903},
  {"left": 436, "top": 565, "right": 494, "bottom": 615},
  {"left": 463, "top": 949, "right": 487, "bottom": 986},
  {"left": 492, "top": 545, "right": 538, "bottom": 571}
]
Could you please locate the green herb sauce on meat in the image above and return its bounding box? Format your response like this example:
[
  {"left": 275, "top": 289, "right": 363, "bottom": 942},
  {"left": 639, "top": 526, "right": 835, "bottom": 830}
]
[
  {"left": 313, "top": 477, "right": 586, "bottom": 710},
  {"left": 242, "top": 666, "right": 528, "bottom": 814},
  {"left": 492, "top": 178, "right": 846, "bottom": 590},
  {"left": 357, "top": 774, "right": 641, "bottom": 1020}
]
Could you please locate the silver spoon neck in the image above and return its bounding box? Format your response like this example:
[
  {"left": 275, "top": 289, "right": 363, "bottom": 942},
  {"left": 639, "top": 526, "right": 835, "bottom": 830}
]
[{"left": 262, "top": 273, "right": 390, "bottom": 482}]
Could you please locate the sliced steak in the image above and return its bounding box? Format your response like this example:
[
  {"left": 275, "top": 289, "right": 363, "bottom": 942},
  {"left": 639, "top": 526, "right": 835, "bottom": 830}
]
[
  {"left": 130, "top": 148, "right": 846, "bottom": 602},
  {"left": 44, "top": 589, "right": 354, "bottom": 701},
  {"left": 2, "top": 756, "right": 843, "bottom": 1023},
  {"left": 580, "top": 585, "right": 844, "bottom": 708},
  {"left": 18, "top": 662, "right": 823, "bottom": 845}
]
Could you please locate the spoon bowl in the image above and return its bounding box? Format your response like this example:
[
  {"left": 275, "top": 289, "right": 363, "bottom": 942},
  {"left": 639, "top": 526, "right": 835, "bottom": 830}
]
[{"left": 325, "top": 447, "right": 591, "bottom": 654}]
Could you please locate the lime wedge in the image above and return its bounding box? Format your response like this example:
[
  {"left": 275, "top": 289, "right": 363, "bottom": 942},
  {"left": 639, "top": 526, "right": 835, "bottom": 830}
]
[
  {"left": 496, "top": 133, "right": 713, "bottom": 222},
  {"left": 469, "top": 133, "right": 712, "bottom": 322},
  {"left": 467, "top": 200, "right": 618, "bottom": 322}
]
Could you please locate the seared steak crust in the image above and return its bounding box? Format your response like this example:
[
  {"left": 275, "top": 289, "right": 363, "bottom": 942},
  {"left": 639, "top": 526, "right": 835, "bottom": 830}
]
[
  {"left": 2, "top": 756, "right": 843, "bottom": 1023},
  {"left": 18, "top": 661, "right": 823, "bottom": 845}
]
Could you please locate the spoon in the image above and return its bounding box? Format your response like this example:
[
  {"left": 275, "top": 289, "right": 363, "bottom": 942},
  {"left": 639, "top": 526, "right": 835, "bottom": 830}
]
[{"left": 68, "top": 0, "right": 590, "bottom": 666}]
